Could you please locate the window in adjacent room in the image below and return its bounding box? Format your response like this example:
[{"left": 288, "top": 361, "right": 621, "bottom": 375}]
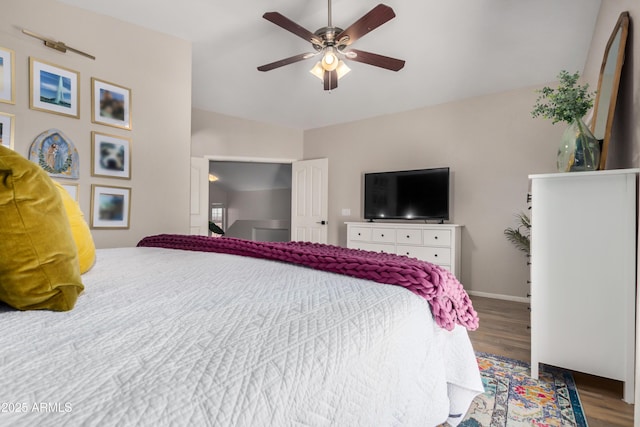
[{"left": 210, "top": 203, "right": 226, "bottom": 235}]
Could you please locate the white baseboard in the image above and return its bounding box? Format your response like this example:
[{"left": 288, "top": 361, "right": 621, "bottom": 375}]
[{"left": 467, "top": 290, "right": 529, "bottom": 304}]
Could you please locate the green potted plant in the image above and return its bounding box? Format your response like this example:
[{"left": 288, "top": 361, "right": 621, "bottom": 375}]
[
  {"left": 531, "top": 70, "right": 599, "bottom": 172},
  {"left": 504, "top": 212, "right": 530, "bottom": 256}
]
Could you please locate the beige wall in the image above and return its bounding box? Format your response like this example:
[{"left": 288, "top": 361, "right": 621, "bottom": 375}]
[
  {"left": 302, "top": 3, "right": 639, "bottom": 299},
  {"left": 191, "top": 108, "right": 303, "bottom": 160},
  {"left": 304, "top": 87, "right": 564, "bottom": 298},
  {"left": 226, "top": 188, "right": 291, "bottom": 226},
  {"left": 583, "top": 2, "right": 639, "bottom": 169},
  {"left": 1, "top": 0, "right": 192, "bottom": 248}
]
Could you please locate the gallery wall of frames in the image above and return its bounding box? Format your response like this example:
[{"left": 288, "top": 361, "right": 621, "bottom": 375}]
[
  {"left": 0, "top": 0, "right": 193, "bottom": 248},
  {"left": 2, "top": 49, "right": 133, "bottom": 228}
]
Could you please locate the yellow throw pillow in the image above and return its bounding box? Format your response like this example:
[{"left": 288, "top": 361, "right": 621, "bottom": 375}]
[
  {"left": 53, "top": 181, "right": 96, "bottom": 274},
  {"left": 0, "top": 146, "right": 84, "bottom": 311}
]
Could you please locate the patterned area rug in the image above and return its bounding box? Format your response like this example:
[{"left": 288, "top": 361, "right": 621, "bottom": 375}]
[{"left": 460, "top": 352, "right": 588, "bottom": 427}]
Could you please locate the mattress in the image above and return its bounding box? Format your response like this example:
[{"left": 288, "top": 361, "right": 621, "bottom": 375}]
[{"left": 0, "top": 247, "right": 482, "bottom": 426}]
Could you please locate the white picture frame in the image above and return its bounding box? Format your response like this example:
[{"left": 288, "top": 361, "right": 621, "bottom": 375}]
[
  {"left": 90, "top": 185, "right": 131, "bottom": 229},
  {"left": 29, "top": 58, "right": 80, "bottom": 118},
  {"left": 91, "top": 131, "right": 131, "bottom": 179},
  {"left": 0, "top": 46, "right": 15, "bottom": 104},
  {"left": 0, "top": 112, "right": 15, "bottom": 149},
  {"left": 91, "top": 78, "right": 131, "bottom": 130},
  {"left": 59, "top": 182, "right": 79, "bottom": 201}
]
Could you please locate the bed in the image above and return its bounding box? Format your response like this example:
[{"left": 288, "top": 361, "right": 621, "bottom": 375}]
[
  {"left": 0, "top": 237, "right": 483, "bottom": 426},
  {"left": 0, "top": 143, "right": 483, "bottom": 425}
]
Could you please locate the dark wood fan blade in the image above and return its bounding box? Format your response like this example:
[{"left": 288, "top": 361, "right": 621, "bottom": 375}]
[
  {"left": 258, "top": 53, "right": 315, "bottom": 72},
  {"left": 263, "top": 12, "right": 323, "bottom": 45},
  {"left": 323, "top": 70, "right": 338, "bottom": 91},
  {"left": 335, "top": 4, "right": 396, "bottom": 46},
  {"left": 346, "top": 49, "right": 405, "bottom": 71}
]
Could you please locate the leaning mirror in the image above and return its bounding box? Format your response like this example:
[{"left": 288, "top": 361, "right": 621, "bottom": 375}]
[{"left": 591, "top": 11, "right": 629, "bottom": 170}]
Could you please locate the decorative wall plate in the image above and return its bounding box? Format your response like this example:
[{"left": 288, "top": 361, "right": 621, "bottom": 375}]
[{"left": 29, "top": 128, "right": 79, "bottom": 179}]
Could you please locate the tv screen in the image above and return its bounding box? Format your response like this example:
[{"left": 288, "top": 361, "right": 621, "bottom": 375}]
[{"left": 364, "top": 167, "right": 449, "bottom": 221}]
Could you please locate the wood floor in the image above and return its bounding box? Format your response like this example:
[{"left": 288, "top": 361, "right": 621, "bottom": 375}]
[{"left": 468, "top": 296, "right": 634, "bottom": 427}]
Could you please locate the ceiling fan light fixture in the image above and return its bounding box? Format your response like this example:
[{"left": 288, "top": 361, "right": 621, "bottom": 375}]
[
  {"left": 336, "top": 60, "right": 351, "bottom": 79},
  {"left": 310, "top": 62, "right": 325, "bottom": 81},
  {"left": 310, "top": 60, "right": 350, "bottom": 81},
  {"left": 321, "top": 47, "right": 339, "bottom": 71}
]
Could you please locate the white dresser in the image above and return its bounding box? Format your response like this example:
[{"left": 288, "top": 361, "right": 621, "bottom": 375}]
[
  {"left": 345, "top": 222, "right": 462, "bottom": 278},
  {"left": 529, "top": 169, "right": 638, "bottom": 403}
]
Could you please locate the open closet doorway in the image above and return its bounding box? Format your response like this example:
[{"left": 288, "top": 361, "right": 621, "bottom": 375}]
[{"left": 209, "top": 160, "right": 292, "bottom": 242}]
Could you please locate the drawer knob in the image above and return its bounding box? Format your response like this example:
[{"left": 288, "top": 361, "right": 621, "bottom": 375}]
[
  {"left": 357, "top": 232, "right": 361, "bottom": 236},
  {"left": 381, "top": 234, "right": 384, "bottom": 237},
  {"left": 406, "top": 235, "right": 410, "bottom": 238},
  {"left": 434, "top": 254, "right": 438, "bottom": 257},
  {"left": 406, "top": 252, "right": 410, "bottom": 255},
  {"left": 435, "top": 236, "right": 438, "bottom": 240}
]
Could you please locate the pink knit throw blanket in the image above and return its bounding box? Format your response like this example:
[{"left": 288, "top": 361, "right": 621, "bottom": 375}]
[{"left": 137, "top": 234, "right": 479, "bottom": 331}]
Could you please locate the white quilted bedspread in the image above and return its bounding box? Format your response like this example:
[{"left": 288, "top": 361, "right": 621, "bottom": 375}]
[{"left": 0, "top": 247, "right": 482, "bottom": 426}]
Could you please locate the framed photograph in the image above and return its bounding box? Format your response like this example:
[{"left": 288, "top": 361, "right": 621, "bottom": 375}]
[
  {"left": 58, "top": 182, "right": 79, "bottom": 201},
  {"left": 91, "top": 131, "right": 131, "bottom": 179},
  {"left": 29, "top": 58, "right": 80, "bottom": 118},
  {"left": 91, "top": 78, "right": 131, "bottom": 130},
  {"left": 0, "top": 47, "right": 15, "bottom": 104},
  {"left": 0, "top": 112, "right": 14, "bottom": 149},
  {"left": 90, "top": 185, "right": 131, "bottom": 229}
]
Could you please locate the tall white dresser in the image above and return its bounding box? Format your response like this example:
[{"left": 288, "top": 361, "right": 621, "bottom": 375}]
[
  {"left": 345, "top": 222, "right": 461, "bottom": 278},
  {"left": 529, "top": 169, "right": 638, "bottom": 403}
]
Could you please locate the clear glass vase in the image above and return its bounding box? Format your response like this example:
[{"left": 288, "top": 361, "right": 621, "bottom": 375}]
[{"left": 557, "top": 118, "right": 600, "bottom": 172}]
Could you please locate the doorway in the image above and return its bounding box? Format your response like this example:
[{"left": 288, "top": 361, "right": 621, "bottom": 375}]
[{"left": 209, "top": 160, "right": 292, "bottom": 242}]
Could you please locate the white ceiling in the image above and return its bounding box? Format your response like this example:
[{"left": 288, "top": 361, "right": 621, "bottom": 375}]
[{"left": 57, "top": 0, "right": 602, "bottom": 130}]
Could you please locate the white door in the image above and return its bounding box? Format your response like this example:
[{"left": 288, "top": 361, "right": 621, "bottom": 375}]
[
  {"left": 190, "top": 157, "right": 209, "bottom": 235},
  {"left": 291, "top": 158, "right": 329, "bottom": 243}
]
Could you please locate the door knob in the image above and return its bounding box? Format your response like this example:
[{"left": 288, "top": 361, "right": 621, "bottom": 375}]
[{"left": 316, "top": 220, "right": 327, "bottom": 225}]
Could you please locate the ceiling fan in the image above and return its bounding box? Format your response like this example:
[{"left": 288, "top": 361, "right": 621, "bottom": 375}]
[{"left": 257, "top": 1, "right": 405, "bottom": 91}]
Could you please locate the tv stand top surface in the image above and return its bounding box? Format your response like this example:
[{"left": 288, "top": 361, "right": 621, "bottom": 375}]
[
  {"left": 366, "top": 219, "right": 445, "bottom": 224},
  {"left": 346, "top": 221, "right": 462, "bottom": 228}
]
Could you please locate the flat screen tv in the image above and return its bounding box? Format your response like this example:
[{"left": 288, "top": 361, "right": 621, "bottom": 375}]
[{"left": 364, "top": 167, "right": 449, "bottom": 221}]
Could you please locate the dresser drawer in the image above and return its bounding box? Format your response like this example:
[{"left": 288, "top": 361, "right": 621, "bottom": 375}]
[
  {"left": 370, "top": 228, "right": 396, "bottom": 243},
  {"left": 396, "top": 229, "right": 422, "bottom": 245},
  {"left": 423, "top": 230, "right": 451, "bottom": 246},
  {"left": 352, "top": 241, "right": 394, "bottom": 254},
  {"left": 438, "top": 264, "right": 452, "bottom": 272},
  {"left": 349, "top": 227, "right": 372, "bottom": 241},
  {"left": 397, "top": 245, "right": 451, "bottom": 264},
  {"left": 345, "top": 222, "right": 461, "bottom": 279}
]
